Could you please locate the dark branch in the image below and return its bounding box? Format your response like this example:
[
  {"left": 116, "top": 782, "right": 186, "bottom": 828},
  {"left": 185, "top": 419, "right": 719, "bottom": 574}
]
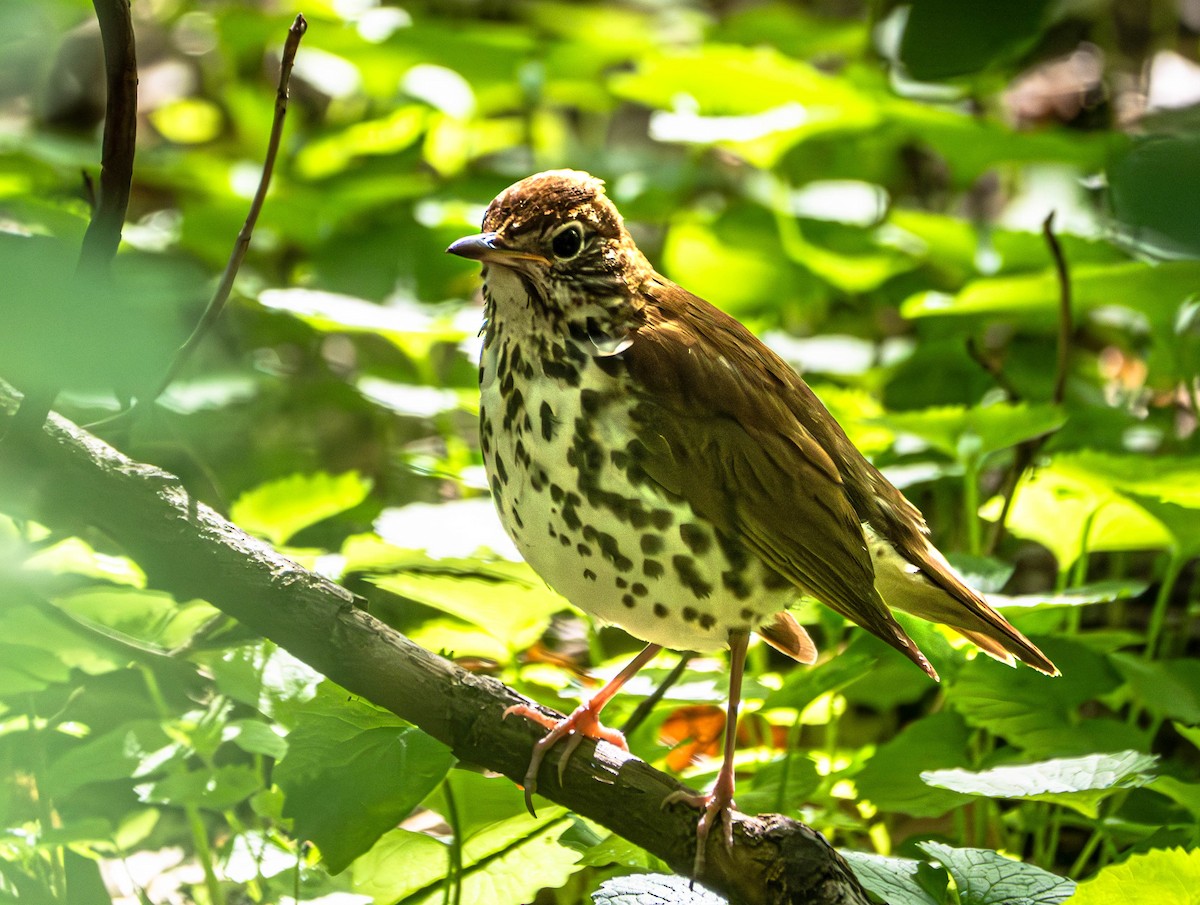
[
  {"left": 5, "top": 0, "right": 139, "bottom": 440},
  {"left": 0, "top": 386, "right": 875, "bottom": 905},
  {"left": 79, "top": 0, "right": 138, "bottom": 276}
]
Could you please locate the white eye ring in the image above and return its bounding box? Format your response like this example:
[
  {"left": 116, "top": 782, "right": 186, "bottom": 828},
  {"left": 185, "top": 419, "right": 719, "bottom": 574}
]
[{"left": 549, "top": 221, "right": 585, "bottom": 260}]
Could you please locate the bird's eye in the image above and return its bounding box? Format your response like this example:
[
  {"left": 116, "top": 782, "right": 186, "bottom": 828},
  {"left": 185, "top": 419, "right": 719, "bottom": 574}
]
[{"left": 550, "top": 222, "right": 584, "bottom": 260}]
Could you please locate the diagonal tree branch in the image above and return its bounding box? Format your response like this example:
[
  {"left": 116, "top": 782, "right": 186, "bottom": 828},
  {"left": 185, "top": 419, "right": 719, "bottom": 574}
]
[{"left": 0, "top": 386, "right": 875, "bottom": 905}]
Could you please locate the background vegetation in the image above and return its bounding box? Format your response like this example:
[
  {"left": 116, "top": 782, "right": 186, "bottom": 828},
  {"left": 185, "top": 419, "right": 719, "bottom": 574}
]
[{"left": 1, "top": 0, "right": 1199, "bottom": 903}]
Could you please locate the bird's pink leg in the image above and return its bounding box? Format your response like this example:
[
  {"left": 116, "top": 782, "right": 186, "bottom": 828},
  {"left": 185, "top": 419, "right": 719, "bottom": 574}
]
[
  {"left": 505, "top": 642, "right": 662, "bottom": 814},
  {"left": 663, "top": 629, "right": 750, "bottom": 877}
]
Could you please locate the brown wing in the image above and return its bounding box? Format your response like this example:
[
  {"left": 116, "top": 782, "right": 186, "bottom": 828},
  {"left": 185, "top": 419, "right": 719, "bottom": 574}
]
[
  {"left": 630, "top": 278, "right": 1056, "bottom": 678},
  {"left": 620, "top": 277, "right": 937, "bottom": 680}
]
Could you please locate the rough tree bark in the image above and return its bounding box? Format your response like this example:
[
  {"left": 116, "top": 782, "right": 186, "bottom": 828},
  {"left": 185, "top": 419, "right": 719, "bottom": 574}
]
[{"left": 0, "top": 389, "right": 877, "bottom": 905}]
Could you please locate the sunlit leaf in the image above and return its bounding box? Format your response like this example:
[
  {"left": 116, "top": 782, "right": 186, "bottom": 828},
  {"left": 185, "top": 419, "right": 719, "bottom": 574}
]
[
  {"left": 992, "top": 455, "right": 1173, "bottom": 569},
  {"left": 922, "top": 751, "right": 1158, "bottom": 817},
  {"left": 351, "top": 809, "right": 582, "bottom": 905},
  {"left": 53, "top": 587, "right": 220, "bottom": 653},
  {"left": 880, "top": 402, "right": 1065, "bottom": 462},
  {"left": 1064, "top": 847, "right": 1200, "bottom": 905},
  {"left": 230, "top": 471, "right": 372, "bottom": 547},
  {"left": 594, "top": 873, "right": 727, "bottom": 905},
  {"left": 369, "top": 559, "right": 569, "bottom": 652}
]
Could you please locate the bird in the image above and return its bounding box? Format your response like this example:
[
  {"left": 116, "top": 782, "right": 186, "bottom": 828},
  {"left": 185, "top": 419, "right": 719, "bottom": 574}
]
[{"left": 446, "top": 169, "right": 1057, "bottom": 876}]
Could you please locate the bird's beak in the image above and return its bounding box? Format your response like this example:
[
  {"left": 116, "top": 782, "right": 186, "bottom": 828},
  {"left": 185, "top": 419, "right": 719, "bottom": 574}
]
[{"left": 446, "top": 232, "right": 550, "bottom": 268}]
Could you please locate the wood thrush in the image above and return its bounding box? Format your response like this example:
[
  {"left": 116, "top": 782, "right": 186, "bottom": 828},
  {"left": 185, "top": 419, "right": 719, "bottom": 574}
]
[{"left": 447, "top": 170, "right": 1057, "bottom": 876}]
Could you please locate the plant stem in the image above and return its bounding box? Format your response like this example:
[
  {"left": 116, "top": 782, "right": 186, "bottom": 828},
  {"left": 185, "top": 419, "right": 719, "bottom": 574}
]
[{"left": 1145, "top": 552, "right": 1184, "bottom": 660}]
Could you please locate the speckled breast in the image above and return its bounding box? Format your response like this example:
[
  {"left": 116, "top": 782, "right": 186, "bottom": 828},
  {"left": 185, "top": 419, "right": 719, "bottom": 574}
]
[{"left": 478, "top": 322, "right": 794, "bottom": 653}]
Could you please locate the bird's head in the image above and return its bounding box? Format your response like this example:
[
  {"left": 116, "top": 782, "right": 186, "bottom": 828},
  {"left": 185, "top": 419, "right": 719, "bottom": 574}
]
[{"left": 447, "top": 170, "right": 652, "bottom": 315}]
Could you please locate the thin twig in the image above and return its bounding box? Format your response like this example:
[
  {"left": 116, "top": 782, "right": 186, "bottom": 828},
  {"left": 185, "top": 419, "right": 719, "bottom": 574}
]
[
  {"left": 146, "top": 13, "right": 307, "bottom": 403},
  {"left": 1044, "top": 212, "right": 1074, "bottom": 407},
  {"left": 621, "top": 651, "right": 695, "bottom": 738},
  {"left": 983, "top": 212, "right": 1073, "bottom": 553}
]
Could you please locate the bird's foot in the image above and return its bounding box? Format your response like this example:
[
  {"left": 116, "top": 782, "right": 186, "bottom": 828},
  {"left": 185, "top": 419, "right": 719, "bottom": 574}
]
[
  {"left": 503, "top": 700, "right": 628, "bottom": 815},
  {"left": 661, "top": 768, "right": 738, "bottom": 878}
]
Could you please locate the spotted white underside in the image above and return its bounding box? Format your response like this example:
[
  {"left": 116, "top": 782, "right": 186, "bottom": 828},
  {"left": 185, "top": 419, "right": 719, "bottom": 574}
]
[{"left": 479, "top": 267, "right": 794, "bottom": 652}]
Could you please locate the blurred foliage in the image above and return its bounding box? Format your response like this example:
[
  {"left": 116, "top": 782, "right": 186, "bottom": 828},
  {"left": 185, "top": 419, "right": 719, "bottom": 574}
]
[{"left": 1, "top": 0, "right": 1199, "bottom": 903}]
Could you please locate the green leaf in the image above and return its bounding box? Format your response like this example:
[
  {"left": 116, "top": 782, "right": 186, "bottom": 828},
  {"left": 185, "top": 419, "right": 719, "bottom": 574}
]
[
  {"left": 902, "top": 260, "right": 1200, "bottom": 328},
  {"left": 53, "top": 587, "right": 220, "bottom": 654},
  {"left": 369, "top": 559, "right": 569, "bottom": 652},
  {"left": 899, "top": 0, "right": 1054, "bottom": 81},
  {"left": 918, "top": 842, "right": 1075, "bottom": 905},
  {"left": 921, "top": 751, "right": 1158, "bottom": 818},
  {"left": 141, "top": 764, "right": 263, "bottom": 811},
  {"left": 841, "top": 850, "right": 949, "bottom": 905},
  {"left": 1108, "top": 135, "right": 1200, "bottom": 258},
  {"left": 991, "top": 455, "right": 1173, "bottom": 570},
  {"left": 197, "top": 641, "right": 323, "bottom": 719},
  {"left": 44, "top": 720, "right": 175, "bottom": 798},
  {"left": 943, "top": 638, "right": 1121, "bottom": 755},
  {"left": 880, "top": 402, "right": 1064, "bottom": 463},
  {"left": 857, "top": 710, "right": 974, "bottom": 818},
  {"left": 223, "top": 719, "right": 288, "bottom": 760},
  {"left": 1064, "top": 847, "right": 1200, "bottom": 905},
  {"left": 761, "top": 651, "right": 876, "bottom": 711},
  {"left": 1112, "top": 656, "right": 1200, "bottom": 725},
  {"left": 593, "top": 873, "right": 728, "bottom": 905},
  {"left": 230, "top": 471, "right": 372, "bottom": 547},
  {"left": 351, "top": 810, "right": 583, "bottom": 905},
  {"left": 275, "top": 683, "right": 454, "bottom": 873}
]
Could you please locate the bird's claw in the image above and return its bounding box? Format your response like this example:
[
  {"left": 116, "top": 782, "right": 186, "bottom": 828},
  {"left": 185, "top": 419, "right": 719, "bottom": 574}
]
[
  {"left": 662, "top": 781, "right": 738, "bottom": 877},
  {"left": 504, "top": 700, "right": 629, "bottom": 816}
]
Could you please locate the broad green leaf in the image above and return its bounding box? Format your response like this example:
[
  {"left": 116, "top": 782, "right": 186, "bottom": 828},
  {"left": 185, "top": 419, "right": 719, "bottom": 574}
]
[
  {"left": 918, "top": 843, "right": 1075, "bottom": 905},
  {"left": 223, "top": 719, "right": 288, "bottom": 760},
  {"left": 1112, "top": 656, "right": 1200, "bottom": 725},
  {"left": 762, "top": 652, "right": 876, "bottom": 711},
  {"left": 1149, "top": 776, "right": 1200, "bottom": 820},
  {"left": 230, "top": 471, "right": 372, "bottom": 547},
  {"left": 578, "top": 833, "right": 670, "bottom": 871},
  {"left": 734, "top": 752, "right": 822, "bottom": 816},
  {"left": 902, "top": 260, "right": 1200, "bottom": 327},
  {"left": 841, "top": 850, "right": 949, "bottom": 905},
  {"left": 921, "top": 751, "right": 1158, "bottom": 818},
  {"left": 880, "top": 402, "right": 1064, "bottom": 462},
  {"left": 196, "top": 641, "right": 323, "bottom": 719},
  {"left": 0, "top": 605, "right": 125, "bottom": 686},
  {"left": 370, "top": 559, "right": 569, "bottom": 652},
  {"left": 1108, "top": 134, "right": 1200, "bottom": 258},
  {"left": 857, "top": 711, "right": 974, "bottom": 818},
  {"left": 275, "top": 683, "right": 454, "bottom": 873},
  {"left": 295, "top": 105, "right": 427, "bottom": 179},
  {"left": 944, "top": 638, "right": 1121, "bottom": 755},
  {"left": 992, "top": 456, "right": 1172, "bottom": 570},
  {"left": 351, "top": 810, "right": 582, "bottom": 905},
  {"left": 989, "top": 580, "right": 1149, "bottom": 613},
  {"left": 899, "top": 0, "right": 1055, "bottom": 81},
  {"left": 1064, "top": 847, "right": 1200, "bottom": 905},
  {"left": 44, "top": 720, "right": 175, "bottom": 798},
  {"left": 257, "top": 287, "right": 471, "bottom": 362},
  {"left": 53, "top": 587, "right": 220, "bottom": 654},
  {"left": 593, "top": 873, "right": 727, "bottom": 905},
  {"left": 22, "top": 537, "right": 145, "bottom": 587},
  {"left": 140, "top": 764, "right": 262, "bottom": 811},
  {"left": 610, "top": 45, "right": 878, "bottom": 166}
]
